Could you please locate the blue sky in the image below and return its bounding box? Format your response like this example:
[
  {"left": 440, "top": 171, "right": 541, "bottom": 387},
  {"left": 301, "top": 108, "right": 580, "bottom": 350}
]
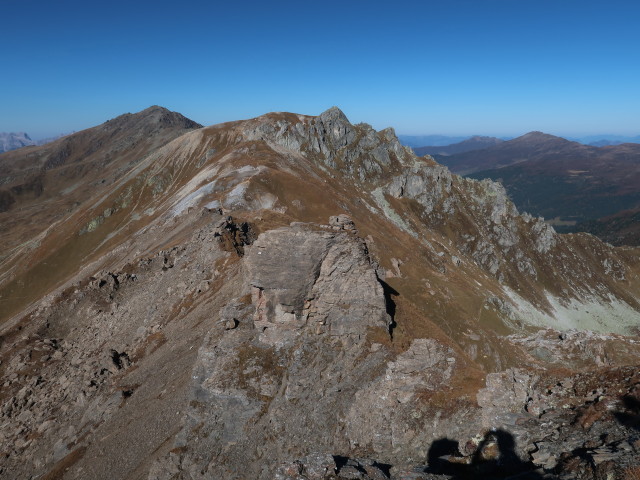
[{"left": 2, "top": 0, "right": 640, "bottom": 139}]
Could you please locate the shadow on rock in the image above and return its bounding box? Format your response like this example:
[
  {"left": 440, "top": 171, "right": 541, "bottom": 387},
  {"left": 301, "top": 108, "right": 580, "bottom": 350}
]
[
  {"left": 426, "top": 430, "right": 544, "bottom": 479},
  {"left": 378, "top": 279, "right": 398, "bottom": 338},
  {"left": 614, "top": 394, "right": 640, "bottom": 431}
]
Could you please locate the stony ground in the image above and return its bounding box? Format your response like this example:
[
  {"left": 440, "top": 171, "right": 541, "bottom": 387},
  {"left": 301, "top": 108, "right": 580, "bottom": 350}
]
[{"left": 1, "top": 107, "right": 639, "bottom": 479}]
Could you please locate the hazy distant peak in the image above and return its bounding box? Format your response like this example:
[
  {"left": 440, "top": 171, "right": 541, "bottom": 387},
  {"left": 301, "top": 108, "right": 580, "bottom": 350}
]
[
  {"left": 413, "top": 135, "right": 503, "bottom": 157},
  {"left": 468, "top": 135, "right": 499, "bottom": 141},
  {"left": 0, "top": 131, "right": 36, "bottom": 153},
  {"left": 519, "top": 131, "right": 556, "bottom": 139},
  {"left": 2, "top": 131, "right": 31, "bottom": 140},
  {"left": 511, "top": 131, "right": 576, "bottom": 147}
]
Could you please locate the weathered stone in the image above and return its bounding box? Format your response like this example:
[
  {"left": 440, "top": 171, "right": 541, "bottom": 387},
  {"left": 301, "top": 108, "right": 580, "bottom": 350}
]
[
  {"left": 245, "top": 224, "right": 390, "bottom": 346},
  {"left": 329, "top": 214, "right": 357, "bottom": 232}
]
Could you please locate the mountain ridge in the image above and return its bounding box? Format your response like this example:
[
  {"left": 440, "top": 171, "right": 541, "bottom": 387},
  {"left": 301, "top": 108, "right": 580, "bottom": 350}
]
[
  {"left": 414, "top": 135, "right": 504, "bottom": 156},
  {"left": 0, "top": 105, "right": 202, "bottom": 245},
  {"left": 438, "top": 130, "right": 594, "bottom": 175},
  {"left": 1, "top": 106, "right": 639, "bottom": 479}
]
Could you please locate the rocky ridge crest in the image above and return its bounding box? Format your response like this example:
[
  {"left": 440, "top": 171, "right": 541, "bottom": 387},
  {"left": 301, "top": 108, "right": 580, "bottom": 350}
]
[
  {"left": 0, "top": 107, "right": 639, "bottom": 479},
  {"left": 235, "top": 108, "right": 637, "bottom": 323}
]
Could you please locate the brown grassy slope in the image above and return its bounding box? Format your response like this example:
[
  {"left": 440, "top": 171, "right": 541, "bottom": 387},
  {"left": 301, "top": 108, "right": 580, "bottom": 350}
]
[
  {"left": 1, "top": 108, "right": 639, "bottom": 376},
  {"left": 0, "top": 106, "right": 201, "bottom": 250}
]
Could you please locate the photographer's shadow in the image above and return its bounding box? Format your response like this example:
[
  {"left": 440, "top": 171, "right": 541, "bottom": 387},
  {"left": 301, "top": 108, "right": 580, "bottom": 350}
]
[{"left": 426, "top": 430, "right": 543, "bottom": 479}]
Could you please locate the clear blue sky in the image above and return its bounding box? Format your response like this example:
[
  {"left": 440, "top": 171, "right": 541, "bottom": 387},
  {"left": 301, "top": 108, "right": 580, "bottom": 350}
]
[{"left": 2, "top": 0, "right": 640, "bottom": 139}]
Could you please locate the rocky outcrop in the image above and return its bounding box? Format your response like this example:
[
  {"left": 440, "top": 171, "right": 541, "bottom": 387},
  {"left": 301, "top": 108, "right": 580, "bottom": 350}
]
[
  {"left": 241, "top": 107, "right": 412, "bottom": 181},
  {"left": 474, "top": 365, "right": 640, "bottom": 478},
  {"left": 238, "top": 108, "right": 636, "bottom": 322},
  {"left": 344, "top": 338, "right": 468, "bottom": 462},
  {"left": 274, "top": 454, "right": 391, "bottom": 480},
  {"left": 246, "top": 223, "right": 390, "bottom": 346},
  {"left": 148, "top": 221, "right": 401, "bottom": 479}
]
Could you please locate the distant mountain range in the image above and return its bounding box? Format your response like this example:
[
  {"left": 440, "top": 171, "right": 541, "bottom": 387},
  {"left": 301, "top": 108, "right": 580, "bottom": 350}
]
[
  {"left": 413, "top": 136, "right": 504, "bottom": 156},
  {"left": 400, "top": 133, "right": 640, "bottom": 149},
  {"left": 424, "top": 132, "right": 640, "bottom": 243},
  {"left": 6, "top": 130, "right": 636, "bottom": 155},
  {"left": 0, "top": 132, "right": 71, "bottom": 153},
  {"left": 437, "top": 131, "right": 589, "bottom": 175},
  {"left": 397, "top": 134, "right": 471, "bottom": 147},
  {"left": 0, "top": 132, "right": 35, "bottom": 152},
  {"left": 568, "top": 134, "right": 640, "bottom": 146},
  {"left": 586, "top": 139, "right": 626, "bottom": 147}
]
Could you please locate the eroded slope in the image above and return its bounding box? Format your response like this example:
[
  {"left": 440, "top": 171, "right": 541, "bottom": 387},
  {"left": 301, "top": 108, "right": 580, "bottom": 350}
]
[{"left": 1, "top": 107, "right": 640, "bottom": 480}]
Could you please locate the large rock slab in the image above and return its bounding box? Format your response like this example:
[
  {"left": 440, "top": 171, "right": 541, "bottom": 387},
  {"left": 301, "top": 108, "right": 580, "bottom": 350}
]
[{"left": 245, "top": 224, "right": 390, "bottom": 346}]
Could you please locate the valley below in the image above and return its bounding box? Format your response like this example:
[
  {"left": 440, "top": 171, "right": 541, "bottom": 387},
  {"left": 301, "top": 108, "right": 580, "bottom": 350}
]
[{"left": 414, "top": 132, "right": 640, "bottom": 247}]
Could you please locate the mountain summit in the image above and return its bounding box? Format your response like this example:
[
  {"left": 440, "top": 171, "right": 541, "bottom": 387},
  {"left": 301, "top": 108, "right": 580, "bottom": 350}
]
[
  {"left": 0, "top": 106, "right": 202, "bottom": 248},
  {"left": 104, "top": 105, "right": 202, "bottom": 131},
  {"left": 437, "top": 130, "right": 589, "bottom": 175},
  {"left": 1, "top": 107, "right": 640, "bottom": 479}
]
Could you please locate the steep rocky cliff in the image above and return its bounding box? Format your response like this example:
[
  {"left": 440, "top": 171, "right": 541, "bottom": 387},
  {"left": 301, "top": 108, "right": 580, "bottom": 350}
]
[{"left": 1, "top": 107, "right": 639, "bottom": 479}]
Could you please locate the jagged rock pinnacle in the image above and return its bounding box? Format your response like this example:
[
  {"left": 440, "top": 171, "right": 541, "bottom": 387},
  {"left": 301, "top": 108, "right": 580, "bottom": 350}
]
[{"left": 318, "top": 106, "right": 350, "bottom": 124}]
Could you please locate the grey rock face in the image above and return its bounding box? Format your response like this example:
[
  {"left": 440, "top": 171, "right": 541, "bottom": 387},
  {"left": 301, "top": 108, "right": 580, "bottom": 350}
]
[
  {"left": 387, "top": 164, "right": 454, "bottom": 215},
  {"left": 241, "top": 107, "right": 412, "bottom": 181},
  {"left": 314, "top": 106, "right": 357, "bottom": 151},
  {"left": 386, "top": 165, "right": 527, "bottom": 281},
  {"left": 247, "top": 228, "right": 332, "bottom": 319},
  {"left": 246, "top": 224, "right": 390, "bottom": 346},
  {"left": 150, "top": 222, "right": 397, "bottom": 479},
  {"left": 344, "top": 338, "right": 468, "bottom": 461},
  {"left": 477, "top": 368, "right": 539, "bottom": 431},
  {"left": 530, "top": 219, "right": 556, "bottom": 253},
  {"left": 275, "top": 454, "right": 391, "bottom": 479}
]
